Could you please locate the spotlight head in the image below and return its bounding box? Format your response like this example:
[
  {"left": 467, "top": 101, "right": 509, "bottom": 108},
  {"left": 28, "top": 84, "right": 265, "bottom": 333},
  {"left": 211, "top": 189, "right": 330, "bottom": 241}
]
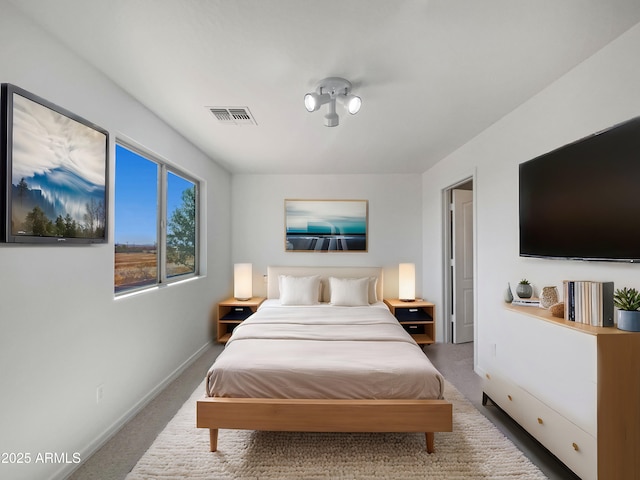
[
  {"left": 339, "top": 93, "right": 362, "bottom": 115},
  {"left": 304, "top": 93, "right": 319, "bottom": 112},
  {"left": 304, "top": 92, "right": 330, "bottom": 112},
  {"left": 347, "top": 96, "right": 361, "bottom": 114}
]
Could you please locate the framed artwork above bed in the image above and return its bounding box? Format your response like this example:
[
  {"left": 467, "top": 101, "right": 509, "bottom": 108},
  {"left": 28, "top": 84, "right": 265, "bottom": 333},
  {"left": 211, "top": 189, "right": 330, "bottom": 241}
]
[{"left": 284, "top": 199, "right": 368, "bottom": 252}]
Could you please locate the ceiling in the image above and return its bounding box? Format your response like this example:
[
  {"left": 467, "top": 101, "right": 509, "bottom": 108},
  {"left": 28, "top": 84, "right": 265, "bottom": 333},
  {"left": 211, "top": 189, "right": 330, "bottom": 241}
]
[{"left": 9, "top": 0, "right": 640, "bottom": 174}]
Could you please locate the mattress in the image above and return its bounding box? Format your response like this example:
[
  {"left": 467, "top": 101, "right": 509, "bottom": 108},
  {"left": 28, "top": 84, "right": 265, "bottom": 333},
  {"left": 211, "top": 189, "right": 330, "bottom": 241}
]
[{"left": 206, "top": 301, "right": 445, "bottom": 400}]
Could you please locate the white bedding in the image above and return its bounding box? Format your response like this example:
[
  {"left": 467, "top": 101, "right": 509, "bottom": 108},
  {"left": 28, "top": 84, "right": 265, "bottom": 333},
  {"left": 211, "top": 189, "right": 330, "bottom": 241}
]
[{"left": 206, "top": 301, "right": 445, "bottom": 400}]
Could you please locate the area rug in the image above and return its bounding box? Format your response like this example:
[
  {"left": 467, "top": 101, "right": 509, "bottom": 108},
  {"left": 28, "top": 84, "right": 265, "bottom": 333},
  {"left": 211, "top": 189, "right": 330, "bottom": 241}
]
[{"left": 126, "top": 381, "right": 547, "bottom": 479}]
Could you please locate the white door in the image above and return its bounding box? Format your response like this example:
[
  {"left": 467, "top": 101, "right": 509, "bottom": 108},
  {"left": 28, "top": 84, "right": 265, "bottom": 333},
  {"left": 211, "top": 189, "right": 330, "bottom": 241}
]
[{"left": 452, "top": 189, "right": 474, "bottom": 344}]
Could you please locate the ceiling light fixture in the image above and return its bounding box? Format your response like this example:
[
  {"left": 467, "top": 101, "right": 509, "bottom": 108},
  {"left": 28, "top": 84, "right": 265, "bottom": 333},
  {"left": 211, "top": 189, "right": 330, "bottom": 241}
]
[{"left": 304, "top": 77, "right": 361, "bottom": 127}]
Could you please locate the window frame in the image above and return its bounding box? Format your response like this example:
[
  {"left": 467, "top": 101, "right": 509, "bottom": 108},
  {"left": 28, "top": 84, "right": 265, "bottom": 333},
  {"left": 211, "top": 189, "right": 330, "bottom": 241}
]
[{"left": 115, "top": 139, "right": 200, "bottom": 296}]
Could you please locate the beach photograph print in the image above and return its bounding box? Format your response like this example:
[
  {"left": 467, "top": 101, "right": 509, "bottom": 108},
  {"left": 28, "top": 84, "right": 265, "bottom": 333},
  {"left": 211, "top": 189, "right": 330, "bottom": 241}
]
[
  {"left": 8, "top": 89, "right": 108, "bottom": 242},
  {"left": 285, "top": 199, "right": 368, "bottom": 252}
]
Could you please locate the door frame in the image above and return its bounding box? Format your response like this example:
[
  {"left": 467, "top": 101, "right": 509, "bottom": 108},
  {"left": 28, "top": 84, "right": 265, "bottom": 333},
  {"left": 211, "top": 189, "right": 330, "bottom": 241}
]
[{"left": 442, "top": 174, "right": 478, "bottom": 353}]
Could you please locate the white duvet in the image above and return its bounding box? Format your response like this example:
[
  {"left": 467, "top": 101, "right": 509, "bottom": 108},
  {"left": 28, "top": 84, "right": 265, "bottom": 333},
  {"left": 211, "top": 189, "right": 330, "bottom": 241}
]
[{"left": 206, "top": 302, "right": 445, "bottom": 400}]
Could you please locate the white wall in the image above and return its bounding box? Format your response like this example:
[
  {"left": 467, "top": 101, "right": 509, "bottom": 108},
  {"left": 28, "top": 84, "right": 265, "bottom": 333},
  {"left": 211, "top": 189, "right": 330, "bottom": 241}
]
[
  {"left": 231, "top": 174, "right": 423, "bottom": 299},
  {"left": 0, "top": 3, "right": 231, "bottom": 480},
  {"left": 422, "top": 24, "right": 640, "bottom": 354}
]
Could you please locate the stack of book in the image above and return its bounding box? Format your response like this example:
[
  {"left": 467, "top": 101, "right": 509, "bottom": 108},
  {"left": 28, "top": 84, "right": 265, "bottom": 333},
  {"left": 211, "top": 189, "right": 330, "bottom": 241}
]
[
  {"left": 512, "top": 297, "right": 541, "bottom": 307},
  {"left": 563, "top": 280, "right": 614, "bottom": 326}
]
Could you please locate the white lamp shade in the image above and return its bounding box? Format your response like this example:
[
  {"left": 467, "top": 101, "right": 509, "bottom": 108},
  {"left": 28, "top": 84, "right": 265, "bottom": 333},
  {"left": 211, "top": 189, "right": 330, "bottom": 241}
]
[
  {"left": 234, "top": 263, "right": 252, "bottom": 300},
  {"left": 398, "top": 263, "right": 416, "bottom": 301}
]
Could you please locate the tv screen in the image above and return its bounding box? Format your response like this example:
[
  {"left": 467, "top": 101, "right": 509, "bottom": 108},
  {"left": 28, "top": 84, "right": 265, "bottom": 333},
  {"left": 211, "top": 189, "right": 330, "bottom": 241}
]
[
  {"left": 1, "top": 84, "right": 109, "bottom": 244},
  {"left": 519, "top": 116, "right": 640, "bottom": 262}
]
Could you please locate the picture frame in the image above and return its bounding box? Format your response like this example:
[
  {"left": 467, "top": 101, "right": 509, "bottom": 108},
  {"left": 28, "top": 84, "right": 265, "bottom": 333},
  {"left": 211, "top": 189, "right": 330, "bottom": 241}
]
[
  {"left": 1, "top": 83, "right": 109, "bottom": 244},
  {"left": 284, "top": 199, "right": 368, "bottom": 252}
]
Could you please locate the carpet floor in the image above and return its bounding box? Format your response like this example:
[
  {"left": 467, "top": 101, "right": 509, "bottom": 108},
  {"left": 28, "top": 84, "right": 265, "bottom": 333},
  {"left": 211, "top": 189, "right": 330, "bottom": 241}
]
[{"left": 125, "top": 380, "right": 547, "bottom": 479}]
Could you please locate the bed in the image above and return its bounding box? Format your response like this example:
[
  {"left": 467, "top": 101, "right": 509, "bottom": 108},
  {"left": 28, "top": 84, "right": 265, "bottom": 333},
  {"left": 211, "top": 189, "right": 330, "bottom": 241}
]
[{"left": 197, "top": 266, "right": 453, "bottom": 452}]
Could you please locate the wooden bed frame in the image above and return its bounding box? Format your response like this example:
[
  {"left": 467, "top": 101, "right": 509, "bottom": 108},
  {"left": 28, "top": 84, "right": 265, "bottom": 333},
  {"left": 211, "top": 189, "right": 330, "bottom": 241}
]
[{"left": 196, "top": 266, "right": 453, "bottom": 452}]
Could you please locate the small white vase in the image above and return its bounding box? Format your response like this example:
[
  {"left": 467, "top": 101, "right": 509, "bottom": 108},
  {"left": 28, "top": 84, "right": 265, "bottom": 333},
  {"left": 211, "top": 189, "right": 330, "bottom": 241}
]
[{"left": 504, "top": 283, "right": 513, "bottom": 303}]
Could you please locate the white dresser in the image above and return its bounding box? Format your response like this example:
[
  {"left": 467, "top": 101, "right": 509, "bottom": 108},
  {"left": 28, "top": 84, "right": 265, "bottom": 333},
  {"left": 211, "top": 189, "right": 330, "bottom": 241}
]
[{"left": 481, "top": 305, "right": 640, "bottom": 480}]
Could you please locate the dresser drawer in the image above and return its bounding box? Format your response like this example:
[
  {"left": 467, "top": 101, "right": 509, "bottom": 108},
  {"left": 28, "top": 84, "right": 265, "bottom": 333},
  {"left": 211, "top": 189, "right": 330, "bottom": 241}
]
[
  {"left": 483, "top": 372, "right": 596, "bottom": 480},
  {"left": 518, "top": 392, "right": 596, "bottom": 480},
  {"left": 483, "top": 372, "right": 532, "bottom": 429}
]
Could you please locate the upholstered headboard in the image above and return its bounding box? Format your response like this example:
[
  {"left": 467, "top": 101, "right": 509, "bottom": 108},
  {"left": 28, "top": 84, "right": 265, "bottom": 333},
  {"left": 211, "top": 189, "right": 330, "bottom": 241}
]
[{"left": 267, "top": 266, "right": 383, "bottom": 302}]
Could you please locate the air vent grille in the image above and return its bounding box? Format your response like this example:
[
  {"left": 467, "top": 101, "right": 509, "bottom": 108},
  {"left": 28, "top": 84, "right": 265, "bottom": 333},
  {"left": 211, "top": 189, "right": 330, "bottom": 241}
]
[{"left": 207, "top": 106, "right": 257, "bottom": 125}]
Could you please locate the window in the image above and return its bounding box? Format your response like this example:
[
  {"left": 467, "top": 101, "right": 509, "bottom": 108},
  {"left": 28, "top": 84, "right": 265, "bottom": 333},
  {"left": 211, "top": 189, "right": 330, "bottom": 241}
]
[{"left": 114, "top": 142, "right": 198, "bottom": 294}]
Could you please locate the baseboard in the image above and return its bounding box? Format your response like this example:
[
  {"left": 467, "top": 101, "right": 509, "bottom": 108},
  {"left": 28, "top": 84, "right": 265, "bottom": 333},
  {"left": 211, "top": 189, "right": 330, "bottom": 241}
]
[{"left": 49, "top": 342, "right": 211, "bottom": 480}]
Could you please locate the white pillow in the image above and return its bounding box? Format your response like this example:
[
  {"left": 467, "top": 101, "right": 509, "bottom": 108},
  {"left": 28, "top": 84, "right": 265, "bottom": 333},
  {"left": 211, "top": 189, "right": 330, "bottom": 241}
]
[
  {"left": 368, "top": 276, "right": 378, "bottom": 303},
  {"left": 329, "top": 277, "right": 370, "bottom": 306},
  {"left": 279, "top": 275, "right": 321, "bottom": 305}
]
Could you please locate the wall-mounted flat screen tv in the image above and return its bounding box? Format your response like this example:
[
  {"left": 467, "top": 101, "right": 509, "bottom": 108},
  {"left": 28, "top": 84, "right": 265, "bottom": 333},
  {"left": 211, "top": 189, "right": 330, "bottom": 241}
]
[
  {"left": 519, "top": 116, "right": 640, "bottom": 263},
  {"left": 1, "top": 83, "right": 109, "bottom": 244}
]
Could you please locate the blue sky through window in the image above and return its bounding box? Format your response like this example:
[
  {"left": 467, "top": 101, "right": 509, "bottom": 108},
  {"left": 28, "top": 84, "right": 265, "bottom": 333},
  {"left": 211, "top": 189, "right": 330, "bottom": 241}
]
[
  {"left": 114, "top": 145, "right": 158, "bottom": 245},
  {"left": 115, "top": 145, "right": 195, "bottom": 245}
]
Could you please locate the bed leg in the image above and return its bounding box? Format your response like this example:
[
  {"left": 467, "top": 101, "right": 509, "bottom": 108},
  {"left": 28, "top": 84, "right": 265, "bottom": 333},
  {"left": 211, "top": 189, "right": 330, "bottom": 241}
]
[
  {"left": 209, "top": 429, "right": 218, "bottom": 452},
  {"left": 425, "top": 432, "right": 434, "bottom": 453}
]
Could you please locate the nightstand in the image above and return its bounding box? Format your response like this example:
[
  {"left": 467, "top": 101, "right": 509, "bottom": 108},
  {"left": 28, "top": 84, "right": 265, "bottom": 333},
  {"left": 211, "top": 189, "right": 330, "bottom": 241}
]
[
  {"left": 383, "top": 298, "right": 435, "bottom": 345},
  {"left": 216, "top": 297, "right": 265, "bottom": 343}
]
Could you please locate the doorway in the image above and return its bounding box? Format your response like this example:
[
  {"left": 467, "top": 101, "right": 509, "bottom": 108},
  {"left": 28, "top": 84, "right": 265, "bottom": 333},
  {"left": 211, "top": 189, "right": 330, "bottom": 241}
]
[{"left": 443, "top": 178, "right": 475, "bottom": 344}]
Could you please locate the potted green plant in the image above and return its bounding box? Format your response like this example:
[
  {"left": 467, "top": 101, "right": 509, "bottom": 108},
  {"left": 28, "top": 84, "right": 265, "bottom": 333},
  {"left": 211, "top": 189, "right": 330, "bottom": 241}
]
[
  {"left": 614, "top": 287, "right": 640, "bottom": 331},
  {"left": 516, "top": 279, "right": 533, "bottom": 299}
]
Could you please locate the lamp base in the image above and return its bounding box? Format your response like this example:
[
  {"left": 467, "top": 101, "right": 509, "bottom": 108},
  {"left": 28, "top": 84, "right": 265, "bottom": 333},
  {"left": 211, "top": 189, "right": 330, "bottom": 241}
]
[
  {"left": 234, "top": 297, "right": 251, "bottom": 301},
  {"left": 399, "top": 298, "right": 416, "bottom": 302}
]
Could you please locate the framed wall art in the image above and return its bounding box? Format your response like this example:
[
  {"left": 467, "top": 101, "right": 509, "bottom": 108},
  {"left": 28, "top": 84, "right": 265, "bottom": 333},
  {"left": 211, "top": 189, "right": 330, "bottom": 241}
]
[
  {"left": 285, "top": 199, "right": 368, "bottom": 252},
  {"left": 1, "top": 83, "right": 109, "bottom": 244}
]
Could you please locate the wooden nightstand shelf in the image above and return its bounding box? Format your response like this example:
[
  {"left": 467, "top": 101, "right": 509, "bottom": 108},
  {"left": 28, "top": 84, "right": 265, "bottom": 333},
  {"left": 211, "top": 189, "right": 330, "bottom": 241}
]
[
  {"left": 384, "top": 298, "right": 436, "bottom": 345},
  {"left": 216, "top": 297, "right": 265, "bottom": 343}
]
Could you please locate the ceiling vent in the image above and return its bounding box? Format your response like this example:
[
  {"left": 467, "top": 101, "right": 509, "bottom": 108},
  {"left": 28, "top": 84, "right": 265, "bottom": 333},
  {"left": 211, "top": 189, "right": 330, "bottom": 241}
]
[{"left": 207, "top": 106, "right": 257, "bottom": 125}]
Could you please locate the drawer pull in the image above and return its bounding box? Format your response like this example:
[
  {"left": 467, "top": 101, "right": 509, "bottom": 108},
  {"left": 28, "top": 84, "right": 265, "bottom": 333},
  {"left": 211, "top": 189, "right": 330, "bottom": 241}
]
[
  {"left": 572, "top": 442, "right": 579, "bottom": 452},
  {"left": 537, "top": 417, "right": 543, "bottom": 424},
  {"left": 507, "top": 395, "right": 513, "bottom": 401}
]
